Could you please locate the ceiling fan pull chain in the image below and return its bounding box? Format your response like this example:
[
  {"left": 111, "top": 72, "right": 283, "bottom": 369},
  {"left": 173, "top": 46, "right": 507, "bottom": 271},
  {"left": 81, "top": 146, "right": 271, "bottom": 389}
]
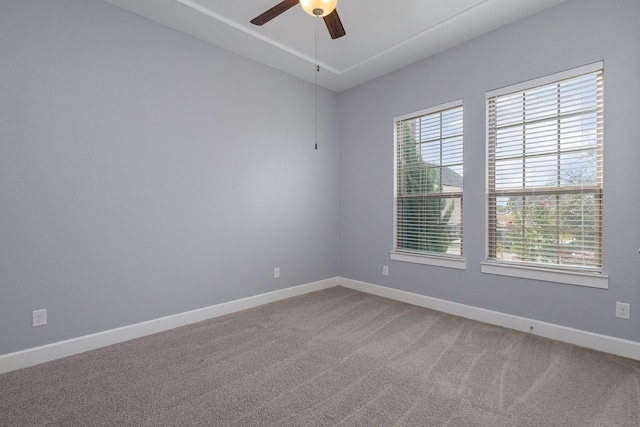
[{"left": 314, "top": 14, "right": 319, "bottom": 150}]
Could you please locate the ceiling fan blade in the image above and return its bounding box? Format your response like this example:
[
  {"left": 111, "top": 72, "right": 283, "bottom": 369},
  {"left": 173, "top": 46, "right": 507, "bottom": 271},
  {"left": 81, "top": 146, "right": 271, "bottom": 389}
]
[
  {"left": 250, "top": 0, "right": 300, "bottom": 26},
  {"left": 323, "top": 9, "right": 346, "bottom": 39}
]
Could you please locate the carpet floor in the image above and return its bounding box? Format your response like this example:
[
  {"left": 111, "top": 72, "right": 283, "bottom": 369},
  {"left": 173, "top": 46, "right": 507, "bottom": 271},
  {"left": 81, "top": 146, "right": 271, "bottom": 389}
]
[{"left": 1, "top": 286, "right": 640, "bottom": 426}]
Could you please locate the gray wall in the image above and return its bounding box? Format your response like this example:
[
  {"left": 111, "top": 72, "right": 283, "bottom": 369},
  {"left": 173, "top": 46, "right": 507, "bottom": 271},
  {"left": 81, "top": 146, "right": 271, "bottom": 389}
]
[
  {"left": 2, "top": 0, "right": 639, "bottom": 357},
  {"left": 0, "top": 0, "right": 339, "bottom": 355},
  {"left": 338, "top": 0, "right": 640, "bottom": 342}
]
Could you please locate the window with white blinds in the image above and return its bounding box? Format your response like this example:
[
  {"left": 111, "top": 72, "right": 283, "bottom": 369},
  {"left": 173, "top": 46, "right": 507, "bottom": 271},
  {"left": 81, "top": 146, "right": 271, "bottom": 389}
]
[
  {"left": 394, "top": 101, "right": 463, "bottom": 258},
  {"left": 487, "top": 64, "right": 603, "bottom": 273}
]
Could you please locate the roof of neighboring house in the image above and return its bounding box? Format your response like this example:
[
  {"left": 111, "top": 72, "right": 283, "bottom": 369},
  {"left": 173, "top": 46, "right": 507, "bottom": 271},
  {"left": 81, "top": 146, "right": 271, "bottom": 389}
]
[{"left": 441, "top": 166, "right": 463, "bottom": 188}]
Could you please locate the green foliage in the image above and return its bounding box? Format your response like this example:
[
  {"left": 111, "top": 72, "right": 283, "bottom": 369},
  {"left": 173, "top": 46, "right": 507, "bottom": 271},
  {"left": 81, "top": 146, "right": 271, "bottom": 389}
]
[
  {"left": 506, "top": 198, "right": 557, "bottom": 263},
  {"left": 502, "top": 147, "right": 598, "bottom": 266},
  {"left": 399, "top": 123, "right": 453, "bottom": 253},
  {"left": 505, "top": 194, "right": 597, "bottom": 266}
]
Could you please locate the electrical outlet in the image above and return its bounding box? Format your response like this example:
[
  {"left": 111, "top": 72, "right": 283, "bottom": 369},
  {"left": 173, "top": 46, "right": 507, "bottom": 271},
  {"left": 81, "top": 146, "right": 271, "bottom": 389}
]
[
  {"left": 274, "top": 267, "right": 280, "bottom": 279},
  {"left": 616, "top": 302, "right": 630, "bottom": 319},
  {"left": 32, "top": 309, "right": 47, "bottom": 327},
  {"left": 383, "top": 265, "right": 389, "bottom": 276}
]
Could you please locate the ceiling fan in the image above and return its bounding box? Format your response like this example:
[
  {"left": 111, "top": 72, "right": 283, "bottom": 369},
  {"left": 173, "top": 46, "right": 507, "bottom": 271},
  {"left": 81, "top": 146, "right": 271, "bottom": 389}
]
[{"left": 250, "top": 0, "right": 346, "bottom": 40}]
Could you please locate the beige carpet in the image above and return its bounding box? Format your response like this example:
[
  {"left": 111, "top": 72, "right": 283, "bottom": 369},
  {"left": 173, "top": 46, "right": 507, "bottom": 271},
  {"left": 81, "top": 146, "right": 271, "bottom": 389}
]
[{"left": 1, "top": 286, "right": 640, "bottom": 426}]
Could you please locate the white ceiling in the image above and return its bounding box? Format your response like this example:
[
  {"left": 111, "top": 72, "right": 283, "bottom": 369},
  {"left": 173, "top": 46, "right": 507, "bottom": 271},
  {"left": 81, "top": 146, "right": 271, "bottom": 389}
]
[{"left": 102, "top": 0, "right": 568, "bottom": 93}]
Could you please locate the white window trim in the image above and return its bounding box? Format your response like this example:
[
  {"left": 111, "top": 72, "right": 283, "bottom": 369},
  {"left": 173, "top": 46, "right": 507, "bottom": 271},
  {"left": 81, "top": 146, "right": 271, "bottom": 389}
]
[
  {"left": 481, "top": 261, "right": 608, "bottom": 289},
  {"left": 391, "top": 250, "right": 467, "bottom": 270},
  {"left": 486, "top": 61, "right": 603, "bottom": 98},
  {"left": 394, "top": 99, "right": 463, "bottom": 123},
  {"left": 484, "top": 61, "right": 606, "bottom": 289},
  {"left": 393, "top": 99, "right": 466, "bottom": 268}
]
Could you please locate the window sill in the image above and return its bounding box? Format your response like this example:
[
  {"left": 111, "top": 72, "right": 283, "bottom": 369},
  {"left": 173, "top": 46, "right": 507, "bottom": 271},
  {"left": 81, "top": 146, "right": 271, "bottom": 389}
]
[
  {"left": 480, "top": 261, "right": 608, "bottom": 289},
  {"left": 390, "top": 251, "right": 467, "bottom": 270}
]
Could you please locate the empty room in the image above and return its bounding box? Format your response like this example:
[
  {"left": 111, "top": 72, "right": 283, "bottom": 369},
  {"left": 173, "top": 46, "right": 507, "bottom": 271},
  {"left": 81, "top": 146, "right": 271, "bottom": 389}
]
[{"left": 2, "top": 0, "right": 640, "bottom": 425}]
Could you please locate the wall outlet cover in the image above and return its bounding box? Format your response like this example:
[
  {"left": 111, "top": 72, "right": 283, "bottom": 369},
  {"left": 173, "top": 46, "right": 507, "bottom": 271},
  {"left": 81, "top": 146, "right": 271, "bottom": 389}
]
[
  {"left": 32, "top": 309, "right": 47, "bottom": 327},
  {"left": 616, "top": 302, "right": 630, "bottom": 319}
]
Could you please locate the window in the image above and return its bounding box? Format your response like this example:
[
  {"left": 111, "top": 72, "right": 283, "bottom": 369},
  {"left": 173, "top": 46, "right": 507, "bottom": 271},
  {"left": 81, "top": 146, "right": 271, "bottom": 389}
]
[
  {"left": 392, "top": 101, "right": 464, "bottom": 268},
  {"left": 486, "top": 63, "right": 604, "bottom": 284}
]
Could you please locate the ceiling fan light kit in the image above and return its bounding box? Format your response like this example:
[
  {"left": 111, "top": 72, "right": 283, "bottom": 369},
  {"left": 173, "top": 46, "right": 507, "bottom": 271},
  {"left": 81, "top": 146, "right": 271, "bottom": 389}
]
[
  {"left": 300, "top": 0, "right": 338, "bottom": 17},
  {"left": 250, "top": 0, "right": 345, "bottom": 39}
]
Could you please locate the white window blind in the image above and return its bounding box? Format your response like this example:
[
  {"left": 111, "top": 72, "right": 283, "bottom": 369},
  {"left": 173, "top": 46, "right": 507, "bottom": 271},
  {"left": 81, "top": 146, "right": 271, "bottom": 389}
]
[
  {"left": 394, "top": 102, "right": 463, "bottom": 257},
  {"left": 487, "top": 64, "right": 603, "bottom": 271}
]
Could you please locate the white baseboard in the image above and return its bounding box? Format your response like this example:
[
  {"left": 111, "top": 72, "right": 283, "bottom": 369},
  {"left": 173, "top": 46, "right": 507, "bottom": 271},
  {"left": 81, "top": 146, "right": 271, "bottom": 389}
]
[
  {"left": 0, "top": 278, "right": 338, "bottom": 374},
  {"left": 4, "top": 276, "right": 637, "bottom": 374},
  {"left": 338, "top": 277, "right": 640, "bottom": 361}
]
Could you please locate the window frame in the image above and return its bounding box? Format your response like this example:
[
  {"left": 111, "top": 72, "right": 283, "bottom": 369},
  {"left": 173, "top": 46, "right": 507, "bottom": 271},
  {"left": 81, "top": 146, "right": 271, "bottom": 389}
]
[
  {"left": 482, "top": 62, "right": 608, "bottom": 288},
  {"left": 391, "top": 100, "right": 466, "bottom": 270}
]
